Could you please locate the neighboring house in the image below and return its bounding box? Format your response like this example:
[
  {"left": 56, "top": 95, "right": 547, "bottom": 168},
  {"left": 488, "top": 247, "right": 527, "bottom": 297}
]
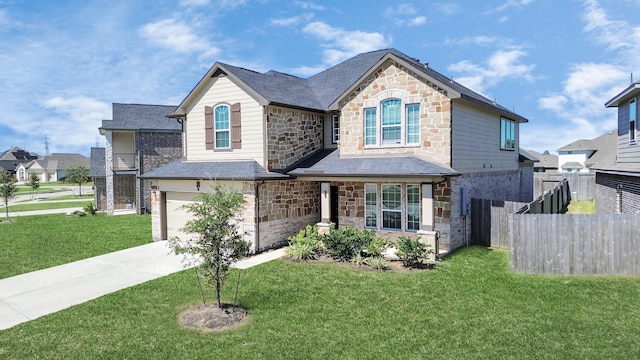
[
  {"left": 17, "top": 153, "right": 89, "bottom": 182},
  {"left": 556, "top": 131, "right": 616, "bottom": 173},
  {"left": 89, "top": 147, "right": 106, "bottom": 210},
  {"left": 593, "top": 82, "right": 640, "bottom": 213},
  {"left": 143, "top": 48, "right": 531, "bottom": 253},
  {"left": 526, "top": 150, "right": 558, "bottom": 172},
  {"left": 0, "top": 147, "right": 40, "bottom": 179},
  {"left": 99, "top": 103, "right": 182, "bottom": 214}
]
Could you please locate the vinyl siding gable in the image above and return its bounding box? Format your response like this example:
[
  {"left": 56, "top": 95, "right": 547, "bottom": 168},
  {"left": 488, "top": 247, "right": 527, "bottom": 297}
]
[
  {"left": 185, "top": 76, "right": 264, "bottom": 165},
  {"left": 617, "top": 100, "right": 640, "bottom": 163}
]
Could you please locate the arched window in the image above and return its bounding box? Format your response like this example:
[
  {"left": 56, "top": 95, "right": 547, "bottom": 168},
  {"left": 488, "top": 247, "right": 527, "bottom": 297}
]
[
  {"left": 381, "top": 99, "right": 401, "bottom": 144},
  {"left": 364, "top": 98, "right": 420, "bottom": 147},
  {"left": 214, "top": 104, "right": 230, "bottom": 149}
]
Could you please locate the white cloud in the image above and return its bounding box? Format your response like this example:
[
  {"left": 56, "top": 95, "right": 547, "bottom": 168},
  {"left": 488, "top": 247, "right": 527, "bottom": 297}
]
[
  {"left": 408, "top": 16, "right": 427, "bottom": 26},
  {"left": 434, "top": 3, "right": 460, "bottom": 15},
  {"left": 302, "top": 21, "right": 390, "bottom": 66},
  {"left": 448, "top": 48, "right": 535, "bottom": 94},
  {"left": 538, "top": 94, "right": 568, "bottom": 113},
  {"left": 582, "top": 0, "right": 638, "bottom": 52},
  {"left": 491, "top": 0, "right": 535, "bottom": 13},
  {"left": 384, "top": 3, "right": 426, "bottom": 26},
  {"left": 270, "top": 13, "right": 314, "bottom": 27},
  {"left": 446, "top": 35, "right": 503, "bottom": 46},
  {"left": 179, "top": 0, "right": 210, "bottom": 6},
  {"left": 139, "top": 18, "right": 220, "bottom": 59},
  {"left": 295, "top": 1, "right": 325, "bottom": 11}
]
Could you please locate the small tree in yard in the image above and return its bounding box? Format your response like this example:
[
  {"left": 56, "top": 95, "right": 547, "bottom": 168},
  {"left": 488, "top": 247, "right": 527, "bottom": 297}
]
[
  {"left": 168, "top": 185, "right": 251, "bottom": 308},
  {"left": 0, "top": 169, "right": 18, "bottom": 221},
  {"left": 64, "top": 166, "right": 89, "bottom": 196},
  {"left": 28, "top": 173, "right": 40, "bottom": 200}
]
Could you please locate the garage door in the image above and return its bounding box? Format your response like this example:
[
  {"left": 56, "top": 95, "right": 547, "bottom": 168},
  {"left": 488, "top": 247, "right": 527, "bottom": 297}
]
[{"left": 166, "top": 192, "right": 197, "bottom": 241}]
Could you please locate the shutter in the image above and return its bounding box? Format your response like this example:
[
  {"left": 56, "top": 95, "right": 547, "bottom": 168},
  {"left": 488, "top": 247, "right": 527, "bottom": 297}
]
[
  {"left": 204, "top": 106, "right": 213, "bottom": 150},
  {"left": 231, "top": 102, "right": 241, "bottom": 149}
]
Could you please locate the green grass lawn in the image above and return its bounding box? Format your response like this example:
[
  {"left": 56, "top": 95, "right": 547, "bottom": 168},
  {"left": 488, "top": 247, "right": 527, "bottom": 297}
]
[
  {"left": 35, "top": 194, "right": 94, "bottom": 201},
  {"left": 1, "top": 247, "right": 639, "bottom": 359},
  {"left": 5, "top": 201, "right": 92, "bottom": 212},
  {"left": 14, "top": 187, "right": 65, "bottom": 195},
  {"left": 567, "top": 200, "right": 596, "bottom": 214},
  {"left": 0, "top": 214, "right": 152, "bottom": 278}
]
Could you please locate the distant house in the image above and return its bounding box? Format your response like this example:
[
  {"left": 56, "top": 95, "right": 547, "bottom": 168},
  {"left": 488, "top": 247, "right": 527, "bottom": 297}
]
[
  {"left": 89, "top": 147, "right": 106, "bottom": 210},
  {"left": 0, "top": 147, "right": 40, "bottom": 179},
  {"left": 525, "top": 150, "right": 558, "bottom": 172},
  {"left": 593, "top": 82, "right": 640, "bottom": 213},
  {"left": 16, "top": 153, "right": 89, "bottom": 182},
  {"left": 143, "top": 48, "right": 532, "bottom": 253},
  {"left": 98, "top": 103, "right": 182, "bottom": 214},
  {"left": 557, "top": 131, "right": 617, "bottom": 173}
]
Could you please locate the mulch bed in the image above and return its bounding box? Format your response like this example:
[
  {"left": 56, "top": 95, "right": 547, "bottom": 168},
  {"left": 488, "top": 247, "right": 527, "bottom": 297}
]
[{"left": 178, "top": 303, "right": 248, "bottom": 332}]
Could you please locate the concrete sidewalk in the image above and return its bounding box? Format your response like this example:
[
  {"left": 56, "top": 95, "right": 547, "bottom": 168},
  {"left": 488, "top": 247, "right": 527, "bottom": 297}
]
[{"left": 0, "top": 241, "right": 285, "bottom": 330}]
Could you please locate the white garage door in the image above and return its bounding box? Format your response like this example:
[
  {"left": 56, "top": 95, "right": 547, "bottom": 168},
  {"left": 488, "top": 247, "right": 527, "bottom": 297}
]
[{"left": 166, "top": 192, "right": 197, "bottom": 240}]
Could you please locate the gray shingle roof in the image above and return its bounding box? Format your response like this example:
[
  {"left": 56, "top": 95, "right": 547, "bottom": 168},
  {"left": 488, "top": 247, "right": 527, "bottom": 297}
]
[
  {"left": 0, "top": 147, "right": 40, "bottom": 161},
  {"left": 211, "top": 49, "right": 528, "bottom": 123},
  {"left": 32, "top": 153, "right": 90, "bottom": 171},
  {"left": 526, "top": 150, "right": 558, "bottom": 169},
  {"left": 89, "top": 147, "right": 105, "bottom": 177},
  {"left": 100, "top": 103, "right": 180, "bottom": 131},
  {"left": 287, "top": 149, "right": 459, "bottom": 178},
  {"left": 141, "top": 158, "right": 289, "bottom": 180}
]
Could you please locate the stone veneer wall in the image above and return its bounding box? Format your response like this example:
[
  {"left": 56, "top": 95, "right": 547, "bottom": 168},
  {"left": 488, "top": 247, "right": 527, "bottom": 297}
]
[
  {"left": 137, "top": 131, "right": 183, "bottom": 213},
  {"left": 449, "top": 170, "right": 523, "bottom": 250},
  {"left": 113, "top": 174, "right": 136, "bottom": 210},
  {"left": 596, "top": 173, "right": 640, "bottom": 213},
  {"left": 338, "top": 59, "right": 452, "bottom": 165},
  {"left": 266, "top": 106, "right": 324, "bottom": 171},
  {"left": 258, "top": 180, "right": 321, "bottom": 249},
  {"left": 93, "top": 177, "right": 107, "bottom": 211}
]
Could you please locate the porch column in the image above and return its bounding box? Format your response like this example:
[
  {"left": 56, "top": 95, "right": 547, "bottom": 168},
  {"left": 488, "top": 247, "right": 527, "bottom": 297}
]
[
  {"left": 105, "top": 131, "right": 114, "bottom": 215},
  {"left": 418, "top": 183, "right": 437, "bottom": 261},
  {"left": 317, "top": 182, "right": 332, "bottom": 235}
]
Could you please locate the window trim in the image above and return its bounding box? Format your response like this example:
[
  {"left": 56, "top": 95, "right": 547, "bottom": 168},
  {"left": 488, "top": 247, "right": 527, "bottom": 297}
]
[
  {"left": 332, "top": 114, "right": 340, "bottom": 144},
  {"left": 500, "top": 117, "right": 516, "bottom": 151},
  {"left": 630, "top": 98, "right": 636, "bottom": 143},
  {"left": 363, "top": 98, "right": 420, "bottom": 148},
  {"left": 214, "top": 104, "right": 231, "bottom": 149}
]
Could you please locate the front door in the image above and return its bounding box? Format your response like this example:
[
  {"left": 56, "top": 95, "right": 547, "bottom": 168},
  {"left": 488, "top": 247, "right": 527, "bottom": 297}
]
[{"left": 330, "top": 186, "right": 339, "bottom": 228}]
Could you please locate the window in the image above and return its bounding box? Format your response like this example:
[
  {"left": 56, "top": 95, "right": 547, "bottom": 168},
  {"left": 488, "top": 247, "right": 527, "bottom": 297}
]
[
  {"left": 382, "top": 99, "right": 402, "bottom": 144},
  {"left": 500, "top": 117, "right": 516, "bottom": 150},
  {"left": 215, "top": 105, "right": 230, "bottom": 149},
  {"left": 406, "top": 184, "right": 420, "bottom": 231},
  {"left": 332, "top": 114, "right": 340, "bottom": 143},
  {"left": 630, "top": 98, "right": 636, "bottom": 142},
  {"left": 365, "top": 184, "right": 377, "bottom": 228},
  {"left": 406, "top": 104, "right": 420, "bottom": 144},
  {"left": 364, "top": 108, "right": 377, "bottom": 145},
  {"left": 382, "top": 184, "right": 402, "bottom": 230},
  {"left": 364, "top": 99, "right": 420, "bottom": 147}
]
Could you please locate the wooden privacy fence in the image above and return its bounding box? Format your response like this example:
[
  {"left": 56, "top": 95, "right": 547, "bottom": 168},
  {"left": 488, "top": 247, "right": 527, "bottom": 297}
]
[
  {"left": 509, "top": 214, "right": 640, "bottom": 275},
  {"left": 534, "top": 173, "right": 595, "bottom": 200}
]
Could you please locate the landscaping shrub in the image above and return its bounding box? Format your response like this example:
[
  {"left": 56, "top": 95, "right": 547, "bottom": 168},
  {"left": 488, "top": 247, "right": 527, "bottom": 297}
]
[
  {"left": 395, "top": 235, "right": 432, "bottom": 268},
  {"left": 84, "top": 203, "right": 97, "bottom": 215},
  {"left": 322, "top": 226, "right": 376, "bottom": 262},
  {"left": 285, "top": 224, "right": 323, "bottom": 261},
  {"left": 363, "top": 256, "right": 389, "bottom": 270}
]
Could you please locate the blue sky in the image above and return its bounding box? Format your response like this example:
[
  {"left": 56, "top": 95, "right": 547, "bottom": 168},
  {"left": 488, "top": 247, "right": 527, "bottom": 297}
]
[{"left": 0, "top": 0, "right": 638, "bottom": 156}]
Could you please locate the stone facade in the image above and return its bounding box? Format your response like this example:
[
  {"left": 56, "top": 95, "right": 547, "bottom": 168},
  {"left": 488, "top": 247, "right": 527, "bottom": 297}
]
[
  {"left": 266, "top": 106, "right": 324, "bottom": 171},
  {"left": 137, "top": 131, "right": 183, "bottom": 213},
  {"left": 93, "top": 177, "right": 107, "bottom": 211},
  {"left": 596, "top": 173, "right": 640, "bottom": 213},
  {"left": 338, "top": 59, "right": 452, "bottom": 165}
]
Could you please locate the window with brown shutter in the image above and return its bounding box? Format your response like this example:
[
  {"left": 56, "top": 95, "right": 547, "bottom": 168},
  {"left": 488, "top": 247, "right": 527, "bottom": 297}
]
[
  {"left": 204, "top": 106, "right": 214, "bottom": 150},
  {"left": 231, "top": 102, "right": 241, "bottom": 149}
]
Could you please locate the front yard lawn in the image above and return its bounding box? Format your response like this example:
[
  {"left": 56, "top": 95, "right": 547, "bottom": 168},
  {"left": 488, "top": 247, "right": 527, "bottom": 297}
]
[
  {"left": 567, "top": 200, "right": 596, "bottom": 214},
  {"left": 1, "top": 246, "right": 639, "bottom": 359},
  {"left": 0, "top": 214, "right": 152, "bottom": 279},
  {"left": 5, "top": 201, "right": 92, "bottom": 213}
]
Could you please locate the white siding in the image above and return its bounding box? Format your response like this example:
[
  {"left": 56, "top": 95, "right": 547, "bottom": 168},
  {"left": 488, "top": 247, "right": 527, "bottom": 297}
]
[
  {"left": 184, "top": 76, "right": 265, "bottom": 165},
  {"left": 451, "top": 101, "right": 519, "bottom": 172}
]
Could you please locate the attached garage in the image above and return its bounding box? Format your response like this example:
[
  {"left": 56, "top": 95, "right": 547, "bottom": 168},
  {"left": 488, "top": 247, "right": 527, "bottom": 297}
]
[{"left": 165, "top": 191, "right": 197, "bottom": 240}]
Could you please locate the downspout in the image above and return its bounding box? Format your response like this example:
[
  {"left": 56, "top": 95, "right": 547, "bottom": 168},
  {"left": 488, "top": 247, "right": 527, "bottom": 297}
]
[{"left": 255, "top": 180, "right": 266, "bottom": 252}]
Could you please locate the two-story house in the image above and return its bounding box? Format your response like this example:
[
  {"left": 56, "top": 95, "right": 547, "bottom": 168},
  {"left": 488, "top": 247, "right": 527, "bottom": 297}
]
[
  {"left": 593, "top": 81, "right": 640, "bottom": 213},
  {"left": 557, "top": 131, "right": 616, "bottom": 173},
  {"left": 97, "top": 103, "right": 182, "bottom": 214},
  {"left": 143, "top": 49, "right": 531, "bottom": 253}
]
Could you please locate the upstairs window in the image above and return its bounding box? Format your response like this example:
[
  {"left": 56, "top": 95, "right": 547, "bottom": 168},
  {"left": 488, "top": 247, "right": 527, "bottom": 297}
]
[
  {"left": 332, "top": 114, "right": 340, "bottom": 143},
  {"left": 500, "top": 117, "right": 516, "bottom": 150},
  {"left": 630, "top": 98, "right": 636, "bottom": 143},
  {"left": 214, "top": 105, "right": 230, "bottom": 149},
  {"left": 364, "top": 99, "right": 420, "bottom": 147}
]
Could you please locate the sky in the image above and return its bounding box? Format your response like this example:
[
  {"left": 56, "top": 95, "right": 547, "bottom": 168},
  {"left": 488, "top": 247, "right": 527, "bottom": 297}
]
[{"left": 0, "top": 0, "right": 639, "bottom": 157}]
